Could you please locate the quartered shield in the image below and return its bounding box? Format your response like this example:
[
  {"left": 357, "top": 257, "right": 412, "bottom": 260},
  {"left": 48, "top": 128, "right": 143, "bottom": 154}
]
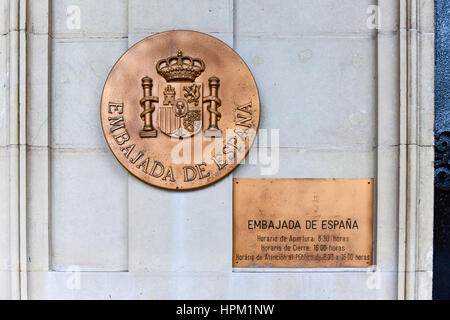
[{"left": 158, "top": 82, "right": 203, "bottom": 138}]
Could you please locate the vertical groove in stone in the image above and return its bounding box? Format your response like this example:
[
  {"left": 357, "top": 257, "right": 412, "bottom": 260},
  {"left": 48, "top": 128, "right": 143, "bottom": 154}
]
[
  {"left": 406, "top": 0, "right": 418, "bottom": 300},
  {"left": 232, "top": 0, "right": 237, "bottom": 50},
  {"left": 18, "top": 0, "right": 28, "bottom": 300},
  {"left": 47, "top": 0, "right": 53, "bottom": 273},
  {"left": 9, "top": 0, "right": 21, "bottom": 301},
  {"left": 398, "top": 0, "right": 408, "bottom": 301},
  {"left": 374, "top": 0, "right": 380, "bottom": 280},
  {"left": 401, "top": 0, "right": 434, "bottom": 300}
]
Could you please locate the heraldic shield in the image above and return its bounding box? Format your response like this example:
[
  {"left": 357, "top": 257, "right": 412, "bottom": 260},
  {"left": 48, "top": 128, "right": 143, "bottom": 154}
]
[
  {"left": 158, "top": 82, "right": 203, "bottom": 138},
  {"left": 138, "top": 50, "right": 223, "bottom": 140}
]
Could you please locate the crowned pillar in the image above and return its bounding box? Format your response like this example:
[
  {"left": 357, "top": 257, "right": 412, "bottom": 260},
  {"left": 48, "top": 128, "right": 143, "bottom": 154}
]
[
  {"left": 139, "top": 76, "right": 158, "bottom": 138},
  {"left": 204, "top": 76, "right": 222, "bottom": 138}
]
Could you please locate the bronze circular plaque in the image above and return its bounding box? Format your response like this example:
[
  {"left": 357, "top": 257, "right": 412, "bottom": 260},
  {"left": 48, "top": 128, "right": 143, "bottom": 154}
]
[{"left": 101, "top": 30, "right": 260, "bottom": 190}]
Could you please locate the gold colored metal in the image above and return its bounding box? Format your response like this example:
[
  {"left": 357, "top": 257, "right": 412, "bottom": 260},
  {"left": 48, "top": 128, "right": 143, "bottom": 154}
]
[
  {"left": 139, "top": 76, "right": 158, "bottom": 138},
  {"left": 233, "top": 178, "right": 374, "bottom": 268},
  {"left": 204, "top": 76, "right": 222, "bottom": 138},
  {"left": 100, "top": 31, "right": 260, "bottom": 190}
]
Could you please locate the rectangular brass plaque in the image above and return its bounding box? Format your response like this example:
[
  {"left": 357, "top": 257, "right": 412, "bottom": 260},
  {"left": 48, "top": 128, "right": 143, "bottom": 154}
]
[{"left": 233, "top": 178, "right": 374, "bottom": 268}]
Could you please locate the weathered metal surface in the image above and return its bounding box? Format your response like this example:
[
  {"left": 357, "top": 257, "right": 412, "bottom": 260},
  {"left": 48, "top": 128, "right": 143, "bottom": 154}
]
[
  {"left": 233, "top": 178, "right": 374, "bottom": 268},
  {"left": 101, "top": 31, "right": 260, "bottom": 190}
]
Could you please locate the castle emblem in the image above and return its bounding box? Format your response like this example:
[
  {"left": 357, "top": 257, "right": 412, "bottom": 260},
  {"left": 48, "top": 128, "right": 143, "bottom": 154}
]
[{"left": 138, "top": 50, "right": 222, "bottom": 139}]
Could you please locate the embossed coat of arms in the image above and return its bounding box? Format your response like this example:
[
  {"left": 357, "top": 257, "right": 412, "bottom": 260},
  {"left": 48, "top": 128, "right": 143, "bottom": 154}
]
[
  {"left": 101, "top": 30, "right": 260, "bottom": 190},
  {"left": 139, "top": 50, "right": 222, "bottom": 139}
]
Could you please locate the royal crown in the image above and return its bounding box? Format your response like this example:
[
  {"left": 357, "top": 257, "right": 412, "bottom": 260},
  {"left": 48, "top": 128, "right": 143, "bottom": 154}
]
[
  {"left": 156, "top": 50, "right": 205, "bottom": 82},
  {"left": 164, "top": 84, "right": 175, "bottom": 95}
]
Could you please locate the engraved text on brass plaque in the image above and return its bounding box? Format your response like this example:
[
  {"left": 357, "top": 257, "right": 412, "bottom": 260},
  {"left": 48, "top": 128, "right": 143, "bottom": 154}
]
[{"left": 233, "top": 179, "right": 374, "bottom": 268}]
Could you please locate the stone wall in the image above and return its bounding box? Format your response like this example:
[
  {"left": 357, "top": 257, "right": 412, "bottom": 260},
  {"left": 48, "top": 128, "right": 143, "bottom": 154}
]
[{"left": 0, "top": 0, "right": 435, "bottom": 299}]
